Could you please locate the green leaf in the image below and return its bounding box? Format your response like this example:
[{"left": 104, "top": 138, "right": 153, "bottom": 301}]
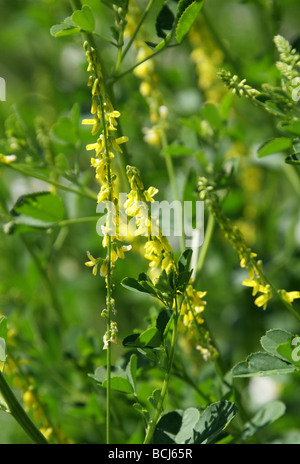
[
  {"left": 153, "top": 410, "right": 183, "bottom": 444},
  {"left": 176, "top": 1, "right": 204, "bottom": 44},
  {"left": 177, "top": 0, "right": 195, "bottom": 17},
  {"left": 156, "top": 309, "right": 173, "bottom": 335},
  {"left": 156, "top": 5, "right": 175, "bottom": 39},
  {"left": 260, "top": 329, "right": 293, "bottom": 360},
  {"left": 0, "top": 316, "right": 7, "bottom": 362},
  {"left": 89, "top": 366, "right": 134, "bottom": 394},
  {"left": 257, "top": 137, "right": 293, "bottom": 158},
  {"left": 240, "top": 401, "right": 286, "bottom": 442},
  {"left": 11, "top": 192, "right": 65, "bottom": 224},
  {"left": 276, "top": 337, "right": 300, "bottom": 368},
  {"left": 121, "top": 277, "right": 151, "bottom": 295},
  {"left": 153, "top": 402, "right": 237, "bottom": 445},
  {"left": 126, "top": 354, "right": 137, "bottom": 393},
  {"left": 201, "top": 103, "right": 222, "bottom": 131},
  {"left": 232, "top": 352, "right": 297, "bottom": 378},
  {"left": 175, "top": 407, "right": 200, "bottom": 444},
  {"left": 192, "top": 401, "right": 238, "bottom": 444},
  {"left": 72, "top": 5, "right": 95, "bottom": 33},
  {"left": 148, "top": 388, "right": 162, "bottom": 409},
  {"left": 123, "top": 328, "right": 162, "bottom": 349},
  {"left": 50, "top": 23, "right": 81, "bottom": 38},
  {"left": 137, "top": 327, "right": 163, "bottom": 348}
]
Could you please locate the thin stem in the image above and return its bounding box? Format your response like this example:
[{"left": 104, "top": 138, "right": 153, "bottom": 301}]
[
  {"left": 143, "top": 311, "right": 179, "bottom": 444},
  {"left": 93, "top": 31, "right": 118, "bottom": 47},
  {"left": 2, "top": 163, "right": 97, "bottom": 201},
  {"left": 143, "top": 291, "right": 182, "bottom": 445},
  {"left": 121, "top": 0, "right": 156, "bottom": 63},
  {"left": 0, "top": 371, "right": 48, "bottom": 444},
  {"left": 57, "top": 216, "right": 99, "bottom": 228},
  {"left": 97, "top": 82, "right": 114, "bottom": 446},
  {"left": 194, "top": 211, "right": 215, "bottom": 283},
  {"left": 113, "top": 46, "right": 171, "bottom": 82}
]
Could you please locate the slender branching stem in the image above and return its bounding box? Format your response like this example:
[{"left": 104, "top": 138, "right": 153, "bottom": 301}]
[{"left": 0, "top": 371, "right": 48, "bottom": 444}]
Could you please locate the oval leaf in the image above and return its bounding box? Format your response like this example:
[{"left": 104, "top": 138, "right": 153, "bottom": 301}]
[
  {"left": 72, "top": 5, "right": 95, "bottom": 33},
  {"left": 258, "top": 137, "right": 293, "bottom": 158},
  {"left": 232, "top": 352, "right": 297, "bottom": 378},
  {"left": 176, "top": 1, "right": 204, "bottom": 44},
  {"left": 11, "top": 192, "right": 65, "bottom": 223}
]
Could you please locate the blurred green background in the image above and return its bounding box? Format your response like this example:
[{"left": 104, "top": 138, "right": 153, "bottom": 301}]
[{"left": 0, "top": 0, "right": 300, "bottom": 444}]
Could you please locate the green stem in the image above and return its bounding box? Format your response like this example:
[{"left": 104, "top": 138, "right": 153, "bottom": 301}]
[
  {"left": 97, "top": 77, "right": 115, "bottom": 446},
  {"left": 57, "top": 216, "right": 99, "bottom": 228},
  {"left": 2, "top": 163, "right": 97, "bottom": 201},
  {"left": 93, "top": 31, "right": 118, "bottom": 47},
  {"left": 143, "top": 312, "right": 179, "bottom": 444},
  {"left": 120, "top": 0, "right": 156, "bottom": 63},
  {"left": 113, "top": 44, "right": 177, "bottom": 83},
  {"left": 0, "top": 371, "right": 48, "bottom": 444}
]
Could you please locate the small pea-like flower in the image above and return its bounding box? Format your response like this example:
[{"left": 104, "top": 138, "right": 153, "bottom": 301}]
[
  {"left": 144, "top": 186, "right": 159, "bottom": 202},
  {"left": 85, "top": 251, "right": 102, "bottom": 276},
  {"left": 143, "top": 127, "right": 162, "bottom": 147},
  {"left": 242, "top": 277, "right": 262, "bottom": 296},
  {"left": 254, "top": 285, "right": 273, "bottom": 310},
  {"left": 280, "top": 290, "right": 300, "bottom": 304}
]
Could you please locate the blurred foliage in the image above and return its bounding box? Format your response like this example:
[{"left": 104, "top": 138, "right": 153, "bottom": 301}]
[{"left": 0, "top": 0, "right": 300, "bottom": 444}]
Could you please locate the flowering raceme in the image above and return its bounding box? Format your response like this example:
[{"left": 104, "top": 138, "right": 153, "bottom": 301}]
[{"left": 83, "top": 41, "right": 130, "bottom": 350}]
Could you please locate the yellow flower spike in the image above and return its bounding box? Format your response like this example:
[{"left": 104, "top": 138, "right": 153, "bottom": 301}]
[{"left": 281, "top": 290, "right": 300, "bottom": 304}]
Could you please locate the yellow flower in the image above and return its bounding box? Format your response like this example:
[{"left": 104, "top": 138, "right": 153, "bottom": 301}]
[
  {"left": 85, "top": 252, "right": 102, "bottom": 276},
  {"left": 161, "top": 255, "right": 174, "bottom": 274},
  {"left": 143, "top": 127, "right": 162, "bottom": 147},
  {"left": 23, "top": 389, "right": 37, "bottom": 410},
  {"left": 100, "top": 260, "right": 109, "bottom": 277},
  {"left": 144, "top": 186, "right": 159, "bottom": 202},
  {"left": 254, "top": 286, "right": 273, "bottom": 310},
  {"left": 242, "top": 278, "right": 262, "bottom": 296},
  {"left": 281, "top": 290, "right": 300, "bottom": 304}
]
